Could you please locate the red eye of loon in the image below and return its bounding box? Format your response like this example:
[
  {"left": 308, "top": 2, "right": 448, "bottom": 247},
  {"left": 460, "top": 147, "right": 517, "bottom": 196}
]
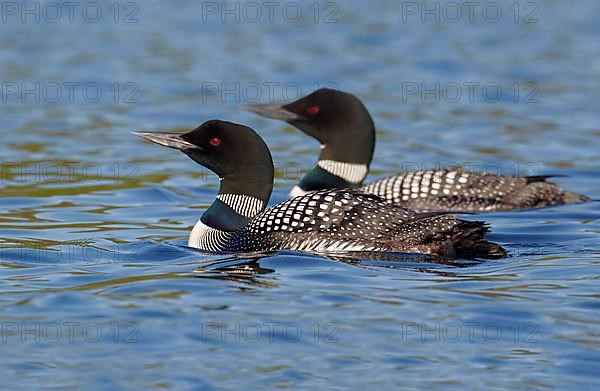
[
  {"left": 209, "top": 137, "right": 221, "bottom": 146},
  {"left": 308, "top": 105, "right": 320, "bottom": 115}
]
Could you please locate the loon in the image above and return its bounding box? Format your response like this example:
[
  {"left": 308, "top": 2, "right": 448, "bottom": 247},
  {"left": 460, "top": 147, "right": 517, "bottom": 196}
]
[
  {"left": 133, "top": 120, "right": 506, "bottom": 258},
  {"left": 242, "top": 88, "right": 589, "bottom": 212}
]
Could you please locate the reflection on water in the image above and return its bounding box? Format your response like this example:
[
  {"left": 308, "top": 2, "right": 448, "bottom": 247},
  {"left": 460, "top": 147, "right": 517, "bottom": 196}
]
[
  {"left": 194, "top": 251, "right": 484, "bottom": 286},
  {"left": 1, "top": 0, "right": 600, "bottom": 389}
]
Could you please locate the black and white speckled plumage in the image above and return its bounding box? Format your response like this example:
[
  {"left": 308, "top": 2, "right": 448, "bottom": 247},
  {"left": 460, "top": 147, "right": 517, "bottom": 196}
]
[
  {"left": 243, "top": 88, "right": 589, "bottom": 212},
  {"left": 210, "top": 189, "right": 506, "bottom": 258},
  {"left": 360, "top": 170, "right": 588, "bottom": 212},
  {"left": 134, "top": 121, "right": 506, "bottom": 259}
]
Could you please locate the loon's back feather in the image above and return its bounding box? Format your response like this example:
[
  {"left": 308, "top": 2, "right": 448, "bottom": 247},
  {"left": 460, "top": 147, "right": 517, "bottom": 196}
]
[
  {"left": 227, "top": 189, "right": 506, "bottom": 259},
  {"left": 136, "top": 120, "right": 507, "bottom": 258},
  {"left": 242, "top": 89, "right": 588, "bottom": 212},
  {"left": 361, "top": 169, "right": 588, "bottom": 212}
]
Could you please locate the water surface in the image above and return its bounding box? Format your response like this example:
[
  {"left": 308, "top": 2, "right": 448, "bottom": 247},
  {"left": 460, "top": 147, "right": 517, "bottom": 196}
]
[{"left": 1, "top": 1, "right": 599, "bottom": 389}]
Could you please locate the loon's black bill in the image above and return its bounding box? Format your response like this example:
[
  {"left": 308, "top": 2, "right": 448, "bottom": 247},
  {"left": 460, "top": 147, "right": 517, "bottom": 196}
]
[
  {"left": 241, "top": 103, "right": 304, "bottom": 121},
  {"left": 132, "top": 131, "right": 197, "bottom": 151}
]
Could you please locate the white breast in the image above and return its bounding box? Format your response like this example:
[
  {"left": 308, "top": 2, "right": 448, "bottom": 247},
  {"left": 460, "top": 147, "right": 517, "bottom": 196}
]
[
  {"left": 188, "top": 220, "right": 232, "bottom": 251},
  {"left": 290, "top": 185, "right": 310, "bottom": 198}
]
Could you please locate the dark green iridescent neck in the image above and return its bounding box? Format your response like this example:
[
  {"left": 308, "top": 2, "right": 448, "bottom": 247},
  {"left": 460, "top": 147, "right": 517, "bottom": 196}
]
[
  {"left": 298, "top": 166, "right": 360, "bottom": 192},
  {"left": 201, "top": 175, "right": 269, "bottom": 232},
  {"left": 201, "top": 199, "right": 251, "bottom": 232}
]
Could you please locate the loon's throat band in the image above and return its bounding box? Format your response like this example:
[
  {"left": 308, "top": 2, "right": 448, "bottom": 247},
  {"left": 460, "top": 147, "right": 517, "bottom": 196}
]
[
  {"left": 216, "top": 194, "right": 265, "bottom": 218},
  {"left": 317, "top": 160, "right": 368, "bottom": 184}
]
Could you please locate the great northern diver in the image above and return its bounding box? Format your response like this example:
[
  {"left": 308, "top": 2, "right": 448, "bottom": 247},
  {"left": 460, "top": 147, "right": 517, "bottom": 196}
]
[
  {"left": 242, "top": 88, "right": 589, "bottom": 212},
  {"left": 133, "top": 120, "right": 506, "bottom": 258}
]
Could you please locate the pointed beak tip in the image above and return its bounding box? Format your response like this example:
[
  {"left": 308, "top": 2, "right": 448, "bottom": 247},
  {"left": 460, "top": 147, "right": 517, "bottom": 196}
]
[
  {"left": 240, "top": 103, "right": 301, "bottom": 121},
  {"left": 131, "top": 131, "right": 155, "bottom": 142},
  {"left": 130, "top": 131, "right": 194, "bottom": 150}
]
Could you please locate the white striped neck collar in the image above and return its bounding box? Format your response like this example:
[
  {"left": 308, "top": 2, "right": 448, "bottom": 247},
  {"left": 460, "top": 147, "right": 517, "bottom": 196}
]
[
  {"left": 216, "top": 193, "right": 266, "bottom": 218},
  {"left": 317, "top": 160, "right": 368, "bottom": 185}
]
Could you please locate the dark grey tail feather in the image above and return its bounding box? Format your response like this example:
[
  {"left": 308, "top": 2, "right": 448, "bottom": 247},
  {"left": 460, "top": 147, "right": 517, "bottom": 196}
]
[
  {"left": 561, "top": 190, "right": 591, "bottom": 204},
  {"left": 510, "top": 181, "right": 590, "bottom": 207},
  {"left": 395, "top": 216, "right": 506, "bottom": 259},
  {"left": 451, "top": 220, "right": 507, "bottom": 259},
  {"left": 521, "top": 176, "right": 589, "bottom": 206},
  {"left": 451, "top": 220, "right": 489, "bottom": 241},
  {"left": 524, "top": 175, "right": 566, "bottom": 184}
]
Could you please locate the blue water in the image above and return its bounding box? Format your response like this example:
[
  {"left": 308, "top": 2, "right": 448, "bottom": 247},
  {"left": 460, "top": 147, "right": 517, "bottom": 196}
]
[{"left": 1, "top": 0, "right": 599, "bottom": 389}]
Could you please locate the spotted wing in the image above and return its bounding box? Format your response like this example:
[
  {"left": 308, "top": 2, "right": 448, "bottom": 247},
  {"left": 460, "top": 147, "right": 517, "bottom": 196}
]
[
  {"left": 362, "top": 170, "right": 527, "bottom": 211},
  {"left": 234, "top": 189, "right": 417, "bottom": 252}
]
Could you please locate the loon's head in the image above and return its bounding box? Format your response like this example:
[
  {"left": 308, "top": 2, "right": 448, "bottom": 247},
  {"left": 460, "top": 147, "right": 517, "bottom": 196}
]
[
  {"left": 243, "top": 89, "right": 375, "bottom": 195},
  {"left": 133, "top": 120, "right": 274, "bottom": 206},
  {"left": 243, "top": 88, "right": 375, "bottom": 165}
]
